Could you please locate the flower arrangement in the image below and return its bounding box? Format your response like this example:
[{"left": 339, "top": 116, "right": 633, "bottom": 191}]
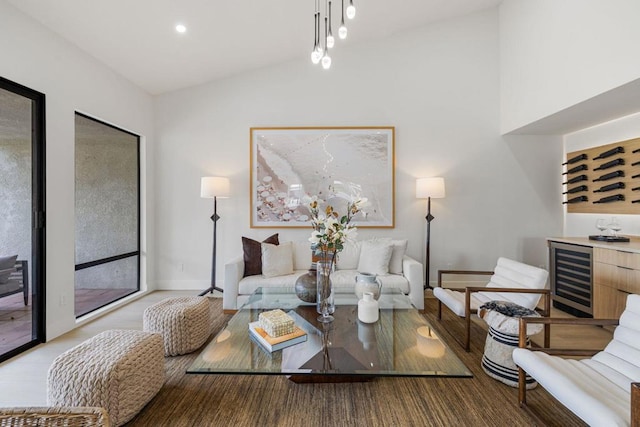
[
  {"left": 304, "top": 193, "right": 368, "bottom": 322},
  {"left": 304, "top": 194, "right": 368, "bottom": 270}
]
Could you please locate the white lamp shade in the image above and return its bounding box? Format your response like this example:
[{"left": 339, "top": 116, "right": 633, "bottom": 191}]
[
  {"left": 200, "top": 177, "right": 230, "bottom": 198},
  {"left": 416, "top": 177, "right": 445, "bottom": 199}
]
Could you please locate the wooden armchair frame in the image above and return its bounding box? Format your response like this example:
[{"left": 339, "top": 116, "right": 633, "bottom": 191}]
[
  {"left": 437, "top": 269, "right": 551, "bottom": 351},
  {"left": 516, "top": 316, "right": 639, "bottom": 426}
]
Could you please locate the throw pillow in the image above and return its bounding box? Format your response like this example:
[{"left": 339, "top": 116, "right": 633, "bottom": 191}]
[
  {"left": 335, "top": 240, "right": 361, "bottom": 270},
  {"left": 357, "top": 239, "right": 393, "bottom": 276},
  {"left": 388, "top": 239, "right": 408, "bottom": 274},
  {"left": 261, "top": 241, "right": 294, "bottom": 278},
  {"left": 0, "top": 254, "right": 18, "bottom": 284},
  {"left": 242, "top": 234, "right": 279, "bottom": 277}
]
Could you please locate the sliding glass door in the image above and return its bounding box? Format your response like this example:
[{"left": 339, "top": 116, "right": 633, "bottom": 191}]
[
  {"left": 74, "top": 113, "right": 140, "bottom": 317},
  {"left": 0, "top": 77, "right": 46, "bottom": 363}
]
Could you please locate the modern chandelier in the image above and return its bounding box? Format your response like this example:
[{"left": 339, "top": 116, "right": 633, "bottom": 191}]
[{"left": 311, "top": 0, "right": 356, "bottom": 70}]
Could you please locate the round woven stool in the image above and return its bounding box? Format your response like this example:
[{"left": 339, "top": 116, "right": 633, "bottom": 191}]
[
  {"left": 143, "top": 296, "right": 211, "bottom": 356},
  {"left": 478, "top": 300, "right": 543, "bottom": 389}
]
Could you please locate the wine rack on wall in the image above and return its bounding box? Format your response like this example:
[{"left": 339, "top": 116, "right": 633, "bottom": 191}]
[{"left": 563, "top": 137, "right": 640, "bottom": 214}]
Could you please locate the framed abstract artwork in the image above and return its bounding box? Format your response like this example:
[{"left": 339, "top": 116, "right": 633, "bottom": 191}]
[{"left": 250, "top": 127, "right": 395, "bottom": 228}]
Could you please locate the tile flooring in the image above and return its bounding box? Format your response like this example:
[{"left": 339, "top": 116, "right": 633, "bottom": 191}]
[{"left": 0, "top": 290, "right": 214, "bottom": 406}]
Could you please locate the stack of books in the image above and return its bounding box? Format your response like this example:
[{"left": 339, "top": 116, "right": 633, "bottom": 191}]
[{"left": 249, "top": 310, "right": 307, "bottom": 352}]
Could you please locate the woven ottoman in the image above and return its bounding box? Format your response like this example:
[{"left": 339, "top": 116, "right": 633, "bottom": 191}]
[
  {"left": 143, "top": 296, "right": 211, "bottom": 356},
  {"left": 478, "top": 301, "right": 543, "bottom": 389},
  {"left": 47, "top": 329, "right": 164, "bottom": 427}
]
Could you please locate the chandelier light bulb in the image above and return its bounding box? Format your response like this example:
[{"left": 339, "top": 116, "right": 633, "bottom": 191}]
[
  {"left": 322, "top": 53, "right": 332, "bottom": 69},
  {"left": 327, "top": 0, "right": 335, "bottom": 49},
  {"left": 311, "top": 9, "right": 320, "bottom": 65},
  {"left": 311, "top": 49, "right": 322, "bottom": 64},
  {"left": 339, "top": 25, "right": 347, "bottom": 39},
  {"left": 327, "top": 35, "right": 335, "bottom": 48},
  {"left": 346, "top": 1, "right": 356, "bottom": 19}
]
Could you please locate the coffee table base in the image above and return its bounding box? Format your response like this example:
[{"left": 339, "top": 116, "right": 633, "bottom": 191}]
[
  {"left": 285, "top": 346, "right": 375, "bottom": 383},
  {"left": 287, "top": 374, "right": 375, "bottom": 383}
]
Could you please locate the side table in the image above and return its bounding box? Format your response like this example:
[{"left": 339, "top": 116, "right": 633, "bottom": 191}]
[{"left": 478, "top": 300, "right": 543, "bottom": 389}]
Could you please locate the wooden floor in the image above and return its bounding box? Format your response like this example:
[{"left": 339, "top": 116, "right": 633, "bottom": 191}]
[
  {"left": 0, "top": 288, "right": 137, "bottom": 357},
  {"left": 0, "top": 293, "right": 32, "bottom": 357},
  {"left": 0, "top": 290, "right": 612, "bottom": 419}
]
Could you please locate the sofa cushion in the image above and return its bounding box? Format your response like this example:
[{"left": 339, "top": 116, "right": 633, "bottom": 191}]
[
  {"left": 380, "top": 273, "right": 410, "bottom": 294},
  {"left": 293, "top": 241, "right": 313, "bottom": 270},
  {"left": 261, "top": 242, "right": 294, "bottom": 278},
  {"left": 242, "top": 234, "right": 279, "bottom": 277},
  {"left": 336, "top": 241, "right": 361, "bottom": 270},
  {"left": 0, "top": 255, "right": 18, "bottom": 284},
  {"left": 389, "top": 239, "right": 408, "bottom": 274},
  {"left": 357, "top": 239, "right": 393, "bottom": 275},
  {"left": 238, "top": 271, "right": 307, "bottom": 295},
  {"left": 238, "top": 269, "right": 410, "bottom": 295}
]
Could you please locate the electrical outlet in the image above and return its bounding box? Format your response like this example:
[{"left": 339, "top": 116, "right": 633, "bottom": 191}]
[
  {"left": 59, "top": 295, "right": 65, "bottom": 306},
  {"left": 180, "top": 263, "right": 185, "bottom": 272}
]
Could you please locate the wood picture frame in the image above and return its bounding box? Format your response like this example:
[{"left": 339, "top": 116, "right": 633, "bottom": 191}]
[{"left": 250, "top": 127, "right": 395, "bottom": 228}]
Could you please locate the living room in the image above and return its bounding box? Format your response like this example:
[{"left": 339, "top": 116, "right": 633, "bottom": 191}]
[{"left": 1, "top": 0, "right": 639, "bottom": 424}]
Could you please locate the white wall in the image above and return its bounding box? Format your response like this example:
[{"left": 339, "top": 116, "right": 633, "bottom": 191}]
[
  {"left": 564, "top": 113, "right": 640, "bottom": 237},
  {"left": 500, "top": 0, "right": 640, "bottom": 134},
  {"left": 154, "top": 8, "right": 562, "bottom": 290},
  {"left": 0, "top": 1, "right": 155, "bottom": 339}
]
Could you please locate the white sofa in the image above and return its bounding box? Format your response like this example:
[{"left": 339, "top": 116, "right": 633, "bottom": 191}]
[{"left": 223, "top": 239, "right": 424, "bottom": 312}]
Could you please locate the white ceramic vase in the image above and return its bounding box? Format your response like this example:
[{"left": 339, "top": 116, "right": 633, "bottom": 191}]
[
  {"left": 358, "top": 292, "right": 379, "bottom": 323},
  {"left": 354, "top": 272, "right": 382, "bottom": 300}
]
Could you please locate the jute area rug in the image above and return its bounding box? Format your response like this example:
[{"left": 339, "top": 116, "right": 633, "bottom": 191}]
[{"left": 126, "top": 297, "right": 585, "bottom": 427}]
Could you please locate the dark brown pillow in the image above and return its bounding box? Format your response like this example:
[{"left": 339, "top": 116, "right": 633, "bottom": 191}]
[{"left": 242, "top": 234, "right": 279, "bottom": 277}]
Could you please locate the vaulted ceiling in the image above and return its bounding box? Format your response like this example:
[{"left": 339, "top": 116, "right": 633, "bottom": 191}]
[{"left": 7, "top": 0, "right": 502, "bottom": 95}]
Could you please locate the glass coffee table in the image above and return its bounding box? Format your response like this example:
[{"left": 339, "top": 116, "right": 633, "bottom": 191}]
[{"left": 187, "top": 287, "right": 472, "bottom": 382}]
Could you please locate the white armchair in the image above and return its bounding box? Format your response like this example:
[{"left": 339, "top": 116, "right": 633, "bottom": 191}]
[
  {"left": 433, "top": 257, "right": 550, "bottom": 351},
  {"left": 513, "top": 293, "right": 640, "bottom": 426}
]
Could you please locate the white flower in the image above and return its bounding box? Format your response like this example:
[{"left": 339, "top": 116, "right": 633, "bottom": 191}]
[
  {"left": 305, "top": 191, "right": 366, "bottom": 266},
  {"left": 308, "top": 232, "right": 322, "bottom": 245},
  {"left": 342, "top": 227, "right": 358, "bottom": 242},
  {"left": 354, "top": 197, "right": 369, "bottom": 210}
]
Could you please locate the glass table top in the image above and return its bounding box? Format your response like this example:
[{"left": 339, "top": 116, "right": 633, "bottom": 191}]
[{"left": 187, "top": 287, "right": 472, "bottom": 379}]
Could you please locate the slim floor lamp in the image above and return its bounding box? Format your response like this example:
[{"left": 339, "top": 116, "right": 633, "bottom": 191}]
[
  {"left": 199, "top": 176, "right": 230, "bottom": 295},
  {"left": 416, "top": 177, "right": 445, "bottom": 289}
]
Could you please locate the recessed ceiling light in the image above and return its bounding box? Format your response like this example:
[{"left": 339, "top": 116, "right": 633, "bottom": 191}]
[{"left": 175, "top": 24, "right": 187, "bottom": 34}]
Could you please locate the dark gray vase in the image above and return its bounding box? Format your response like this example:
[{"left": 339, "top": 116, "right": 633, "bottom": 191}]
[{"left": 295, "top": 266, "right": 317, "bottom": 303}]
